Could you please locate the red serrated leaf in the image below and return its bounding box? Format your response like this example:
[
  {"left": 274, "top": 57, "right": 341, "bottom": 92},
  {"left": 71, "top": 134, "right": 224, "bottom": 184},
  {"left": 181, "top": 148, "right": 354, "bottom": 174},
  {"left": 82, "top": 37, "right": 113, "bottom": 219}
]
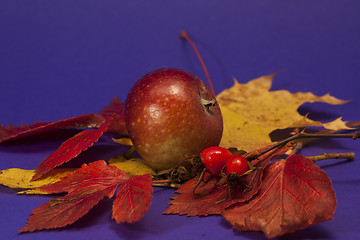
[
  {"left": 163, "top": 175, "right": 226, "bottom": 216},
  {"left": 99, "top": 97, "right": 127, "bottom": 135},
  {"left": 106, "top": 113, "right": 128, "bottom": 136},
  {"left": 19, "top": 161, "right": 129, "bottom": 232},
  {"left": 31, "top": 116, "right": 112, "bottom": 181},
  {"left": 39, "top": 159, "right": 129, "bottom": 194},
  {"left": 0, "top": 98, "right": 127, "bottom": 143},
  {"left": 222, "top": 155, "right": 337, "bottom": 238},
  {"left": 19, "top": 187, "right": 114, "bottom": 232},
  {"left": 163, "top": 172, "right": 263, "bottom": 217},
  {"left": 164, "top": 146, "right": 290, "bottom": 216},
  {"left": 0, "top": 114, "right": 104, "bottom": 143},
  {"left": 112, "top": 174, "right": 153, "bottom": 223},
  {"left": 99, "top": 96, "right": 125, "bottom": 118}
]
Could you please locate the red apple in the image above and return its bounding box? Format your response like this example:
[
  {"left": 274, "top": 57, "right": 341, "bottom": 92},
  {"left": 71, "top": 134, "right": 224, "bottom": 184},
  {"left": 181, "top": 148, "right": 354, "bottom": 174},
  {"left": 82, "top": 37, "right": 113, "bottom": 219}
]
[{"left": 125, "top": 68, "right": 223, "bottom": 170}]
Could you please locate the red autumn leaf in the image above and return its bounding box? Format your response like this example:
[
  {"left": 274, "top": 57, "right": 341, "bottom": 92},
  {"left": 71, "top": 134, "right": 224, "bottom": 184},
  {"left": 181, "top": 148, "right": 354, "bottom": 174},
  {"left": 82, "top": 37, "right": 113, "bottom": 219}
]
[
  {"left": 0, "top": 114, "right": 104, "bottom": 143},
  {"left": 0, "top": 97, "right": 127, "bottom": 144},
  {"left": 222, "top": 155, "right": 337, "bottom": 238},
  {"left": 19, "top": 160, "right": 129, "bottom": 232},
  {"left": 163, "top": 168, "right": 260, "bottom": 216},
  {"left": 164, "top": 146, "right": 290, "bottom": 216},
  {"left": 31, "top": 116, "right": 112, "bottom": 181},
  {"left": 163, "top": 175, "right": 226, "bottom": 216},
  {"left": 19, "top": 188, "right": 114, "bottom": 233},
  {"left": 106, "top": 113, "right": 128, "bottom": 136},
  {"left": 99, "top": 96, "right": 125, "bottom": 118},
  {"left": 112, "top": 174, "right": 153, "bottom": 223},
  {"left": 39, "top": 159, "right": 129, "bottom": 194},
  {"left": 98, "top": 97, "right": 127, "bottom": 135}
]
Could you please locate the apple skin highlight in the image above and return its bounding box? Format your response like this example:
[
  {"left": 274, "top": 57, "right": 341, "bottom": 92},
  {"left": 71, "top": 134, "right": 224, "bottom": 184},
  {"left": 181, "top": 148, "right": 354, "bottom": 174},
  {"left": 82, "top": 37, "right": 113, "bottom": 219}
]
[{"left": 125, "top": 68, "right": 223, "bottom": 170}]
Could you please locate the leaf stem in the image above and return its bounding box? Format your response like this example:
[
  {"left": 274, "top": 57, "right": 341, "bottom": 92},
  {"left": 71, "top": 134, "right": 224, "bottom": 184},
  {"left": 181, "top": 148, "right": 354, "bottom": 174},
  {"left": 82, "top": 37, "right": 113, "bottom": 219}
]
[{"left": 123, "top": 146, "right": 136, "bottom": 160}]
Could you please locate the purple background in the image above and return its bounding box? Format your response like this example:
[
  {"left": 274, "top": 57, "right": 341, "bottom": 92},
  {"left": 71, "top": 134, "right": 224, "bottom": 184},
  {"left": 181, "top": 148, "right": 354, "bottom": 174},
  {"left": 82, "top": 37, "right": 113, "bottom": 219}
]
[{"left": 1, "top": 1, "right": 360, "bottom": 239}]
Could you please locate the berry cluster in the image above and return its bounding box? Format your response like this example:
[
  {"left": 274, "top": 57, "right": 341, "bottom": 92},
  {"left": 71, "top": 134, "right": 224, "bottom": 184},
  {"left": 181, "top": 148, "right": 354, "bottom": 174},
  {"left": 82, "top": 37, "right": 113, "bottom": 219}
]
[
  {"left": 190, "top": 146, "right": 253, "bottom": 196},
  {"left": 199, "top": 146, "right": 250, "bottom": 178},
  {"left": 153, "top": 146, "right": 253, "bottom": 192}
]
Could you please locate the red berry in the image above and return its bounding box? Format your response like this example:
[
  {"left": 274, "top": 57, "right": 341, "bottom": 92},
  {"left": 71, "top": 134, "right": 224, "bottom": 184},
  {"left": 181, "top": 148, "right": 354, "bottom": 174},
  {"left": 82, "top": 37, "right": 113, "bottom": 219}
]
[
  {"left": 225, "top": 155, "right": 249, "bottom": 176},
  {"left": 200, "top": 146, "right": 232, "bottom": 175}
]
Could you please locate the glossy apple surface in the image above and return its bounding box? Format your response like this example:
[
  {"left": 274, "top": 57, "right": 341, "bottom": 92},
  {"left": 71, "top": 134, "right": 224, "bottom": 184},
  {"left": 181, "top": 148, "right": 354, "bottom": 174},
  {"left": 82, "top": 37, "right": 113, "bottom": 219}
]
[{"left": 125, "top": 68, "right": 223, "bottom": 170}]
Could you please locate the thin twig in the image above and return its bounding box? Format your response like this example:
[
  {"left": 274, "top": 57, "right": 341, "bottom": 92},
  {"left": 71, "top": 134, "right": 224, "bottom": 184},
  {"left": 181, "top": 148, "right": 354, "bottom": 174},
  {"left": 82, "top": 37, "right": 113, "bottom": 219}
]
[
  {"left": 308, "top": 152, "right": 355, "bottom": 163},
  {"left": 299, "top": 120, "right": 360, "bottom": 147},
  {"left": 152, "top": 179, "right": 182, "bottom": 188},
  {"left": 152, "top": 182, "right": 181, "bottom": 188},
  {"left": 248, "top": 132, "right": 360, "bottom": 160},
  {"left": 289, "top": 141, "right": 303, "bottom": 156}
]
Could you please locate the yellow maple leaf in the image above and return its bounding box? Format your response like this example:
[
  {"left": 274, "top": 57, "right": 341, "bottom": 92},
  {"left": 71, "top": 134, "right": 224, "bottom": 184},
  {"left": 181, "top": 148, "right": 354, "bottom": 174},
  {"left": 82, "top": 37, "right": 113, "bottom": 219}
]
[{"left": 217, "top": 73, "right": 349, "bottom": 151}]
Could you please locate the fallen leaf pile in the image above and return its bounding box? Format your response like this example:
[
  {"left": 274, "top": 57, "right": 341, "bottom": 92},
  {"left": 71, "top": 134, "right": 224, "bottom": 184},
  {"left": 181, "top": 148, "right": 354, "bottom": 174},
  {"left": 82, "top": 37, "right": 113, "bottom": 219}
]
[{"left": 0, "top": 73, "right": 357, "bottom": 238}]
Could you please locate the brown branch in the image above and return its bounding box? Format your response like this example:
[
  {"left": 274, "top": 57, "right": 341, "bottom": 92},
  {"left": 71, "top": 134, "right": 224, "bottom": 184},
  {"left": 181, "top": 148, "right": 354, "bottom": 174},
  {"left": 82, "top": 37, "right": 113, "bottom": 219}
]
[
  {"left": 152, "top": 180, "right": 181, "bottom": 188},
  {"left": 308, "top": 152, "right": 355, "bottom": 163},
  {"left": 299, "top": 120, "right": 360, "bottom": 147},
  {"left": 247, "top": 131, "right": 360, "bottom": 161},
  {"left": 289, "top": 141, "right": 303, "bottom": 156}
]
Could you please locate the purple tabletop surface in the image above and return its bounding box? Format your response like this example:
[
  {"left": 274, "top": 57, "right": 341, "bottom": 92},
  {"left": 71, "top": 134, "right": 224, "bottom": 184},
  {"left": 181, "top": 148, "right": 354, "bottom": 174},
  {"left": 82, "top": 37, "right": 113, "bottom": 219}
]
[{"left": 1, "top": 1, "right": 360, "bottom": 240}]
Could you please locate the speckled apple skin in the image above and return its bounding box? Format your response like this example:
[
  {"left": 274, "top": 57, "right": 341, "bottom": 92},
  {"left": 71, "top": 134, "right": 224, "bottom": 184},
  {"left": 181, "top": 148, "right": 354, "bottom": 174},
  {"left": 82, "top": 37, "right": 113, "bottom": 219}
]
[{"left": 125, "top": 68, "right": 223, "bottom": 170}]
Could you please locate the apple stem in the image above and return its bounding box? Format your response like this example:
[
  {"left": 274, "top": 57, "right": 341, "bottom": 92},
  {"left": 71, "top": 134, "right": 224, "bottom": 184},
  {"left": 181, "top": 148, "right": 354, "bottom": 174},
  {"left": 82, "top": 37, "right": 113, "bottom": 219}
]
[{"left": 180, "top": 30, "right": 216, "bottom": 96}]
